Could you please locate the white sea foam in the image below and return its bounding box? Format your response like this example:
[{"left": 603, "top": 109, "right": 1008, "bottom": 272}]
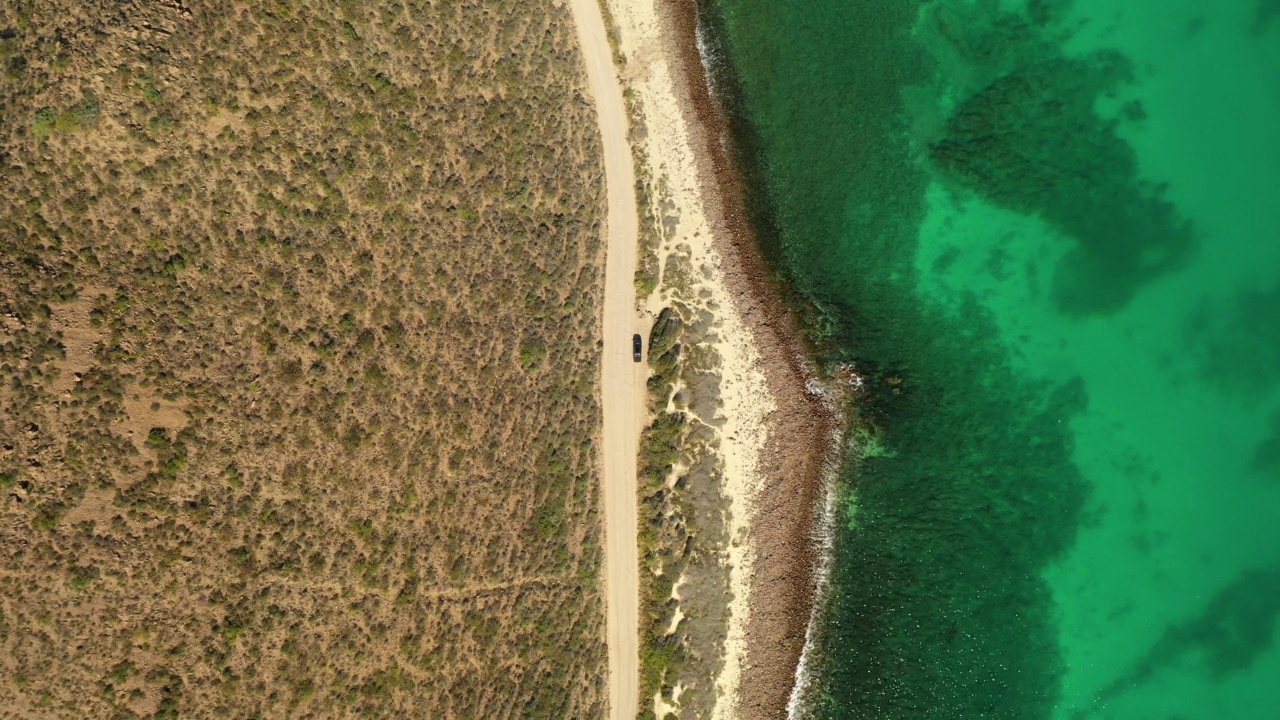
[
  {"left": 687, "top": 13, "right": 863, "bottom": 715},
  {"left": 788, "top": 363, "right": 861, "bottom": 720}
]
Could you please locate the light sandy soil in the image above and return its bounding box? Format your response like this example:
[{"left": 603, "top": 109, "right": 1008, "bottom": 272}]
[
  {"left": 642, "top": 233, "right": 773, "bottom": 720},
  {"left": 565, "top": 0, "right": 646, "bottom": 717},
  {"left": 592, "top": 0, "right": 844, "bottom": 716},
  {"left": 603, "top": 0, "right": 777, "bottom": 716}
]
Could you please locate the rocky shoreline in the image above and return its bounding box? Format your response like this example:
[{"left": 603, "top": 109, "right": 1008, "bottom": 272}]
[{"left": 648, "top": 2, "right": 840, "bottom": 717}]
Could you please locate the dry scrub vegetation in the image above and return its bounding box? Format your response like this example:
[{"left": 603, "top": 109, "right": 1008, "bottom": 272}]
[
  {"left": 636, "top": 246, "right": 734, "bottom": 720},
  {"left": 626, "top": 81, "right": 730, "bottom": 716},
  {"left": 632, "top": 183, "right": 732, "bottom": 717},
  {"left": 637, "top": 300, "right": 733, "bottom": 720},
  {"left": 0, "top": 0, "right": 607, "bottom": 717}
]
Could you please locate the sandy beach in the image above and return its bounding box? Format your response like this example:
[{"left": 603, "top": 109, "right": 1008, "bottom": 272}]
[{"left": 597, "top": 0, "right": 838, "bottom": 717}]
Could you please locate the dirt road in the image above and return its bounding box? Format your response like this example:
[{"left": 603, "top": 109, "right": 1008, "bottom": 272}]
[{"left": 566, "top": 0, "right": 644, "bottom": 717}]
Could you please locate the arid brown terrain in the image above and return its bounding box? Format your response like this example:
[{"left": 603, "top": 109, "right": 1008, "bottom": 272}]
[{"left": 0, "top": 0, "right": 607, "bottom": 717}]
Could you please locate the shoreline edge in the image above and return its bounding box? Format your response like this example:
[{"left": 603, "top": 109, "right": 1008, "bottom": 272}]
[{"left": 601, "top": 0, "right": 844, "bottom": 716}]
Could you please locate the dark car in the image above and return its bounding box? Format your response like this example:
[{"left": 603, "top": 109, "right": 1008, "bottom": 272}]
[{"left": 632, "top": 334, "right": 643, "bottom": 362}]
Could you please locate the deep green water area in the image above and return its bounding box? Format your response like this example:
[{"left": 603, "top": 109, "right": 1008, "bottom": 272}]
[{"left": 699, "top": 0, "right": 1280, "bottom": 717}]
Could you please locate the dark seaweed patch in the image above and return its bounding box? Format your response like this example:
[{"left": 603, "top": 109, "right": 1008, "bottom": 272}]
[
  {"left": 1252, "top": 408, "right": 1280, "bottom": 480},
  {"left": 1188, "top": 280, "right": 1280, "bottom": 401},
  {"left": 701, "top": 0, "right": 1094, "bottom": 716},
  {"left": 1254, "top": 0, "right": 1280, "bottom": 35},
  {"left": 1087, "top": 564, "right": 1280, "bottom": 712},
  {"left": 930, "top": 54, "right": 1196, "bottom": 317},
  {"left": 816, "top": 314, "right": 1088, "bottom": 718}
]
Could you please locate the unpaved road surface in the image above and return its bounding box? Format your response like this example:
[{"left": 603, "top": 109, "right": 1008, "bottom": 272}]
[{"left": 566, "top": 0, "right": 644, "bottom": 718}]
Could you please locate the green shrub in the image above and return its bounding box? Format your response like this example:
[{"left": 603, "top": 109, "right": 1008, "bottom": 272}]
[
  {"left": 32, "top": 97, "right": 100, "bottom": 137},
  {"left": 68, "top": 565, "right": 99, "bottom": 590},
  {"left": 31, "top": 107, "right": 56, "bottom": 137}
]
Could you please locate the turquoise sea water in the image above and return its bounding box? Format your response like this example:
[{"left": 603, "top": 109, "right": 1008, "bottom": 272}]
[{"left": 700, "top": 0, "right": 1280, "bottom": 717}]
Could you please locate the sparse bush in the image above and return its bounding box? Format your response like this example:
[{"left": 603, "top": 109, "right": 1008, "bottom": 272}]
[{"left": 0, "top": 0, "right": 607, "bottom": 715}]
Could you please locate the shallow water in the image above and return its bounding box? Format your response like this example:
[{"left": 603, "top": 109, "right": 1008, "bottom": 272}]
[{"left": 701, "top": 0, "right": 1280, "bottom": 716}]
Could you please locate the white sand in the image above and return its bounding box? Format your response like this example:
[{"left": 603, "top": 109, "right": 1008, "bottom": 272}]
[{"left": 602, "top": 0, "right": 776, "bottom": 715}]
